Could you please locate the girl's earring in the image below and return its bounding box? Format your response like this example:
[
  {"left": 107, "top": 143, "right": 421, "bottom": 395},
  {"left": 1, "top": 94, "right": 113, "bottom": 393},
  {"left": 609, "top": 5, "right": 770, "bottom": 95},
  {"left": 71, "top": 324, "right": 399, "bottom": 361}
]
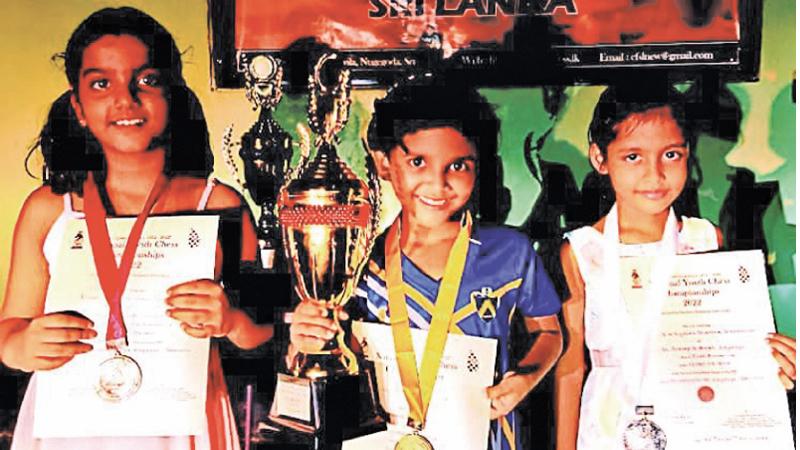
[{"left": 79, "top": 120, "right": 87, "bottom": 128}]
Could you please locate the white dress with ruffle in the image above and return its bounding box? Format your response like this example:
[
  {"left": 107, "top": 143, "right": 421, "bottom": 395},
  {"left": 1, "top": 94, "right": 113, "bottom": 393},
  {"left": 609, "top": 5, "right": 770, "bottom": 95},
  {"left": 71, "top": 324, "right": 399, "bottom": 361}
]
[
  {"left": 565, "top": 205, "right": 718, "bottom": 450},
  {"left": 11, "top": 180, "right": 241, "bottom": 450}
]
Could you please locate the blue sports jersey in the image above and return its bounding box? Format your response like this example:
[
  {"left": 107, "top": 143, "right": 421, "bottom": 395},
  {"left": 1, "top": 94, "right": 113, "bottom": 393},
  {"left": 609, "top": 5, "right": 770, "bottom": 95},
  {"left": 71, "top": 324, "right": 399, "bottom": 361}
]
[{"left": 351, "top": 224, "right": 561, "bottom": 450}]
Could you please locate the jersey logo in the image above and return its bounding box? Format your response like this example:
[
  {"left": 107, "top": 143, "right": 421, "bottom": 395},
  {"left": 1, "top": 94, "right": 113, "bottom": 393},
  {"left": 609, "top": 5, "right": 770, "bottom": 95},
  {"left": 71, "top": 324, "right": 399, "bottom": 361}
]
[{"left": 470, "top": 286, "right": 500, "bottom": 322}]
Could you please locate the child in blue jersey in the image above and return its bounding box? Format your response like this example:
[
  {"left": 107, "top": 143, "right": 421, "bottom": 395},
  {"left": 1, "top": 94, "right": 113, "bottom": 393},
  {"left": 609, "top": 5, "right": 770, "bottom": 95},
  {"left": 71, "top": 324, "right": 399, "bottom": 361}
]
[{"left": 288, "top": 75, "right": 563, "bottom": 450}]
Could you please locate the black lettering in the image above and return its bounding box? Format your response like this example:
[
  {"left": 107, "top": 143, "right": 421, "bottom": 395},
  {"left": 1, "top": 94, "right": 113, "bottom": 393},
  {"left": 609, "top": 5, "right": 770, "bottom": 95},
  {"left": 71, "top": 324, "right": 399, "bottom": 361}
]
[
  {"left": 460, "top": 0, "right": 487, "bottom": 15},
  {"left": 545, "top": 0, "right": 578, "bottom": 14},
  {"left": 517, "top": 0, "right": 546, "bottom": 14},
  {"left": 368, "top": 0, "right": 388, "bottom": 17},
  {"left": 436, "top": 0, "right": 461, "bottom": 15},
  {"left": 487, "top": 0, "right": 515, "bottom": 15}
]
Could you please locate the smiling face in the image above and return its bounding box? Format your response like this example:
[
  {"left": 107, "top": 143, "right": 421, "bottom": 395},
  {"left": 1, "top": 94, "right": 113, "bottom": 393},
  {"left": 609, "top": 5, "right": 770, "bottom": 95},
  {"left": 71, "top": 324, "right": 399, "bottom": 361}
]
[
  {"left": 375, "top": 126, "right": 477, "bottom": 230},
  {"left": 590, "top": 106, "right": 689, "bottom": 217},
  {"left": 70, "top": 34, "right": 168, "bottom": 156}
]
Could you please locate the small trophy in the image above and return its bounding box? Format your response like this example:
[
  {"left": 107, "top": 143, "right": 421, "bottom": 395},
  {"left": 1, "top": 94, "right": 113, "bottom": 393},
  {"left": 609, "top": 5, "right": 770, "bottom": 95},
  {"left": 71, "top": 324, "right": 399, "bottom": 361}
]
[
  {"left": 222, "top": 54, "right": 293, "bottom": 270},
  {"left": 268, "top": 53, "right": 384, "bottom": 443}
]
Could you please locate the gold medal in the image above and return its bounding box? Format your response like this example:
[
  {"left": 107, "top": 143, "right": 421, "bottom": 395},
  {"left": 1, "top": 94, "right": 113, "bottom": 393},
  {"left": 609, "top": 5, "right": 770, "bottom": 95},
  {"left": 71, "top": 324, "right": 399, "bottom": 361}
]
[
  {"left": 395, "top": 432, "right": 434, "bottom": 450},
  {"left": 385, "top": 213, "right": 472, "bottom": 437}
]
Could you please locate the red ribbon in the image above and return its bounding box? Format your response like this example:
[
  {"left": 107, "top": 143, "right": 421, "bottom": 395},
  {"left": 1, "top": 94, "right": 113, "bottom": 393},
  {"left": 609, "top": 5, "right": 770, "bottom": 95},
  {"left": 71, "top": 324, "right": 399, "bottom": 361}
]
[{"left": 83, "top": 172, "right": 168, "bottom": 350}]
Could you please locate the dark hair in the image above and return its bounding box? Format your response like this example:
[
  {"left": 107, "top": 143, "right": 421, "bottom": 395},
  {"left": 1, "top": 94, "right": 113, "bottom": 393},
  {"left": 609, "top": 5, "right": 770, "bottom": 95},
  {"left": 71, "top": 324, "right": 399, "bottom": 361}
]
[
  {"left": 35, "top": 7, "right": 213, "bottom": 195},
  {"left": 367, "top": 73, "right": 498, "bottom": 155},
  {"left": 584, "top": 84, "right": 702, "bottom": 218},
  {"left": 366, "top": 73, "right": 503, "bottom": 222},
  {"left": 588, "top": 85, "right": 694, "bottom": 154}
]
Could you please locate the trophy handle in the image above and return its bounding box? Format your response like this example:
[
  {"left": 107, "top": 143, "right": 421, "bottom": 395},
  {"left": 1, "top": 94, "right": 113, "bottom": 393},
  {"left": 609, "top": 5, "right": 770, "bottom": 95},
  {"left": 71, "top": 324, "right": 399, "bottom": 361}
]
[
  {"left": 334, "top": 313, "right": 358, "bottom": 375},
  {"left": 222, "top": 125, "right": 247, "bottom": 193},
  {"left": 308, "top": 53, "right": 352, "bottom": 146},
  {"left": 284, "top": 123, "right": 313, "bottom": 188},
  {"left": 363, "top": 138, "right": 383, "bottom": 242}
]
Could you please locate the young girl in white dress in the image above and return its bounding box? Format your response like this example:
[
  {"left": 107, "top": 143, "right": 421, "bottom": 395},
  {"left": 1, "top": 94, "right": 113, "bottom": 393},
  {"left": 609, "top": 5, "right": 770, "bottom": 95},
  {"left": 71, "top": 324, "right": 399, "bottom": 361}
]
[
  {"left": 0, "top": 7, "right": 272, "bottom": 450},
  {"left": 554, "top": 86, "right": 796, "bottom": 450}
]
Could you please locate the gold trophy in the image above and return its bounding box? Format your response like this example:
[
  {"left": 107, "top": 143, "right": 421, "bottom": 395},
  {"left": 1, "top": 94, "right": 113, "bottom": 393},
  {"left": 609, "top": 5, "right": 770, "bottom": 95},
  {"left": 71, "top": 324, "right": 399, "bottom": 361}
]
[{"left": 268, "top": 53, "right": 384, "bottom": 445}]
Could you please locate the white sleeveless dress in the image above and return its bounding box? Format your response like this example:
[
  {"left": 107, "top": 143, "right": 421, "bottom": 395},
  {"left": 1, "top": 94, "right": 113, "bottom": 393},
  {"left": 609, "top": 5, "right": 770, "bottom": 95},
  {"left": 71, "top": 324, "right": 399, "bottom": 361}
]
[
  {"left": 565, "top": 205, "right": 718, "bottom": 450},
  {"left": 11, "top": 178, "right": 242, "bottom": 450}
]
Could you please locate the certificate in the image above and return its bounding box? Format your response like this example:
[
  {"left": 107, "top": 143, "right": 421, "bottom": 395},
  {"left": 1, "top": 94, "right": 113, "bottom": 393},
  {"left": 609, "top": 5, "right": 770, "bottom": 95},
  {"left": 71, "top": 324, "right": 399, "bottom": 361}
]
[
  {"left": 344, "top": 322, "right": 497, "bottom": 450},
  {"left": 643, "top": 250, "right": 794, "bottom": 450},
  {"left": 33, "top": 215, "right": 218, "bottom": 438}
]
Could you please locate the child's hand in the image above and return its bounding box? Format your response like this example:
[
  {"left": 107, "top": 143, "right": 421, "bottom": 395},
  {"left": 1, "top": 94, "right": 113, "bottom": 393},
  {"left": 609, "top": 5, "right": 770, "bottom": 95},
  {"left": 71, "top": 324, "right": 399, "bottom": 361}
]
[
  {"left": 4, "top": 313, "right": 96, "bottom": 372},
  {"left": 767, "top": 333, "right": 796, "bottom": 390},
  {"left": 288, "top": 300, "right": 345, "bottom": 354},
  {"left": 165, "top": 279, "right": 232, "bottom": 339},
  {"left": 486, "top": 371, "right": 532, "bottom": 420}
]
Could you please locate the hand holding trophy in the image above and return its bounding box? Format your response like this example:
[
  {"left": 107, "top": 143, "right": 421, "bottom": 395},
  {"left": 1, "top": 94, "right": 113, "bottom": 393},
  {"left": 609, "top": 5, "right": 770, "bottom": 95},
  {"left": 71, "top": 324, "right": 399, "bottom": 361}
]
[
  {"left": 268, "top": 53, "right": 384, "bottom": 446},
  {"left": 222, "top": 54, "right": 293, "bottom": 270}
]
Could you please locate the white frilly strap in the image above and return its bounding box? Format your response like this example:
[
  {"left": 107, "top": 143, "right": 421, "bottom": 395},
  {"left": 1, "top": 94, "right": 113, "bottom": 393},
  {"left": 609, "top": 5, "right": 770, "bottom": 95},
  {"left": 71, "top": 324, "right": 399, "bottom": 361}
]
[{"left": 196, "top": 177, "right": 218, "bottom": 211}]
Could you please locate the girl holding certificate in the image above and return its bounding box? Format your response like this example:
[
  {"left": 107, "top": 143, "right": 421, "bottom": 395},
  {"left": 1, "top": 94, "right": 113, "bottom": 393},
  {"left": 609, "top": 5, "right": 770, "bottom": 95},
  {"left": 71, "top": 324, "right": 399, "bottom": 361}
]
[
  {"left": 554, "top": 85, "right": 797, "bottom": 450},
  {"left": 0, "top": 7, "right": 271, "bottom": 449}
]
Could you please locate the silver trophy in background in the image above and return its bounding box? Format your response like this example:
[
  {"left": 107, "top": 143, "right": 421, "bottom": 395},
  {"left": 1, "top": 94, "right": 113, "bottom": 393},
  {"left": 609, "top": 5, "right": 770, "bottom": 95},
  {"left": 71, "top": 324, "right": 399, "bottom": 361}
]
[
  {"left": 268, "top": 53, "right": 384, "bottom": 442},
  {"left": 223, "top": 55, "right": 293, "bottom": 270}
]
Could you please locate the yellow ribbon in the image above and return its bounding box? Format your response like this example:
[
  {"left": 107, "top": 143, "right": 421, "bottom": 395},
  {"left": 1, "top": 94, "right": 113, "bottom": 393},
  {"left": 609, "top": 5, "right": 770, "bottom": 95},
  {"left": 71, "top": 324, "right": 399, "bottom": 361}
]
[{"left": 385, "top": 212, "right": 472, "bottom": 429}]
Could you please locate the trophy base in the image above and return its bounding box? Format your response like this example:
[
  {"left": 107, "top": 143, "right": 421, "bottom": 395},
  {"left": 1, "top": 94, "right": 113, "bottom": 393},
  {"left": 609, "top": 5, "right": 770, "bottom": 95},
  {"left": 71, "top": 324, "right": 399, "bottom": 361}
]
[{"left": 267, "top": 362, "right": 386, "bottom": 449}]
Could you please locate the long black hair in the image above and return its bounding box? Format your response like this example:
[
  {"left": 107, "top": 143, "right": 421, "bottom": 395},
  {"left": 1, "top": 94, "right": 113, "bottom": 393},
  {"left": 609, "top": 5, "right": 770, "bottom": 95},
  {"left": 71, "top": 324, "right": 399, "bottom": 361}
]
[{"left": 33, "top": 7, "right": 213, "bottom": 195}]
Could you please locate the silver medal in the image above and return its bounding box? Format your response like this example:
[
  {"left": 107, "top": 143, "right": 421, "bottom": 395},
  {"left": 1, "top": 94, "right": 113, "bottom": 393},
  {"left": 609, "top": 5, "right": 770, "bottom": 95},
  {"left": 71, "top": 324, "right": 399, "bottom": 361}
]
[
  {"left": 96, "top": 352, "right": 142, "bottom": 402},
  {"left": 622, "top": 406, "right": 667, "bottom": 450}
]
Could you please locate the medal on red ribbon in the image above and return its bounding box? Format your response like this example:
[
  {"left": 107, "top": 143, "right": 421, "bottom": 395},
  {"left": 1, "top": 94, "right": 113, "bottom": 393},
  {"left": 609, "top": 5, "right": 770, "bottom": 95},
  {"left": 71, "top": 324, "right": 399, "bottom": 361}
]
[{"left": 83, "top": 172, "right": 168, "bottom": 402}]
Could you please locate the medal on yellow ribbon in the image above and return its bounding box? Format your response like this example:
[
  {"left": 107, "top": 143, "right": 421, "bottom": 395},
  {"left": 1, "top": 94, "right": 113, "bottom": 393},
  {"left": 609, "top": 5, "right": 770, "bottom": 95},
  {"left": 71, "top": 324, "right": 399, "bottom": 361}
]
[
  {"left": 395, "top": 432, "right": 435, "bottom": 450},
  {"left": 385, "top": 213, "right": 472, "bottom": 450}
]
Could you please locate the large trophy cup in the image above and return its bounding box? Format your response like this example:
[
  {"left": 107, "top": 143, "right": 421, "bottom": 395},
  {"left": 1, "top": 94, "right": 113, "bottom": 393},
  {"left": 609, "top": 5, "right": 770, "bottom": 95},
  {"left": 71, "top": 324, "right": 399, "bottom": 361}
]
[
  {"left": 268, "top": 53, "right": 385, "bottom": 447},
  {"left": 222, "top": 55, "right": 293, "bottom": 270}
]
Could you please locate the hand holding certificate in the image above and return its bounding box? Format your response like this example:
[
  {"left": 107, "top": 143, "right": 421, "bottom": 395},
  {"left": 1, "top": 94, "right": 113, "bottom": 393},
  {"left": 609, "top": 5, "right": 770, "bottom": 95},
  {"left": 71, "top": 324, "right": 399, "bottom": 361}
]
[
  {"left": 344, "top": 214, "right": 498, "bottom": 450},
  {"left": 346, "top": 322, "right": 497, "bottom": 450},
  {"left": 631, "top": 250, "right": 794, "bottom": 450},
  {"left": 33, "top": 214, "right": 219, "bottom": 438}
]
